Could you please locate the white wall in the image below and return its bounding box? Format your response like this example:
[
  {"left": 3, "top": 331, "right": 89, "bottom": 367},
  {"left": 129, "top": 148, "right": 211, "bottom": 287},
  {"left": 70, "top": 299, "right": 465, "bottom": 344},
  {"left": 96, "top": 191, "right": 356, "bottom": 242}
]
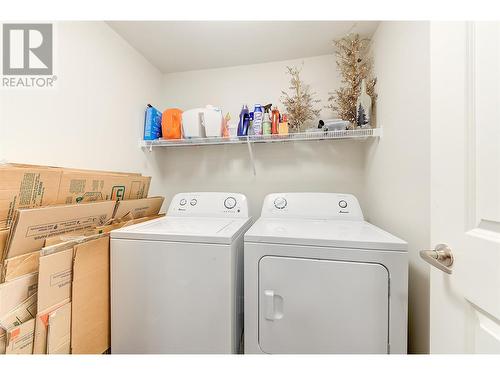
[
  {"left": 366, "top": 21, "right": 431, "bottom": 353},
  {"left": 0, "top": 21, "right": 165, "bottom": 197},
  {"left": 160, "top": 55, "right": 368, "bottom": 217}
]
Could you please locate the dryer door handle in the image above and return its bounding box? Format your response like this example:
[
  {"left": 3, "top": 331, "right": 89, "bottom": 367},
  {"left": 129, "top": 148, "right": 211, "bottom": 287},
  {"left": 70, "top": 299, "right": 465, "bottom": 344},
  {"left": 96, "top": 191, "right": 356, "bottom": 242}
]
[{"left": 264, "top": 289, "right": 284, "bottom": 321}]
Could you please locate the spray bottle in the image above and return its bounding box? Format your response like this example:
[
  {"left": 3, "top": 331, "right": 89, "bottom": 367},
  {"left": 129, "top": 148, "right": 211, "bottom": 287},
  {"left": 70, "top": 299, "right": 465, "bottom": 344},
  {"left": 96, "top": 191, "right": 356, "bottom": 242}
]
[
  {"left": 262, "top": 104, "right": 272, "bottom": 135},
  {"left": 247, "top": 112, "right": 254, "bottom": 135}
]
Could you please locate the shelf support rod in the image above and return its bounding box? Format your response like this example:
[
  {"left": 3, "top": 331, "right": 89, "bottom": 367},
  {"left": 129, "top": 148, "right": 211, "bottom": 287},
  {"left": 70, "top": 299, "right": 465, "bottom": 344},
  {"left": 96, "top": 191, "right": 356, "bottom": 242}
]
[{"left": 246, "top": 138, "right": 256, "bottom": 176}]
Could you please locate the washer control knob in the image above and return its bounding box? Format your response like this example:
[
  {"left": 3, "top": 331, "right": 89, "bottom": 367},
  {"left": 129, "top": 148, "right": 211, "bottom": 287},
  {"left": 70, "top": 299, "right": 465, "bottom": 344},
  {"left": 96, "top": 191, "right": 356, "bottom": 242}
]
[
  {"left": 190, "top": 199, "right": 197, "bottom": 206},
  {"left": 274, "top": 197, "right": 287, "bottom": 209},
  {"left": 338, "top": 200, "right": 348, "bottom": 209},
  {"left": 180, "top": 199, "right": 187, "bottom": 206},
  {"left": 224, "top": 197, "right": 237, "bottom": 209}
]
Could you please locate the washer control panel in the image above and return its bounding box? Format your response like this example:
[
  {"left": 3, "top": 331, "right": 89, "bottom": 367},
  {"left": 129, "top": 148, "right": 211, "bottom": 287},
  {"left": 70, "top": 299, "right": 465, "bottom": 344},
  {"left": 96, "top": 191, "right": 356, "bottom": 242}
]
[
  {"left": 168, "top": 192, "right": 249, "bottom": 218},
  {"left": 261, "top": 193, "right": 363, "bottom": 220}
]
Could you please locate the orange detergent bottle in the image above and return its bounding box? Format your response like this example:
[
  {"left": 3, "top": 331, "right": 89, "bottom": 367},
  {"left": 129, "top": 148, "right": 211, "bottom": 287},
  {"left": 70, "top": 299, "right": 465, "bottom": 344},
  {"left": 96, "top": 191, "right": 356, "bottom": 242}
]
[{"left": 271, "top": 106, "right": 280, "bottom": 134}]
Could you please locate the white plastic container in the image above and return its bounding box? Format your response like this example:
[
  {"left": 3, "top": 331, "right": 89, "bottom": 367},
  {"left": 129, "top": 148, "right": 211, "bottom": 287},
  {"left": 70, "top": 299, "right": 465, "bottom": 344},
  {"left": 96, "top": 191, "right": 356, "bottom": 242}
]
[
  {"left": 182, "top": 106, "right": 223, "bottom": 138},
  {"left": 202, "top": 106, "right": 223, "bottom": 137}
]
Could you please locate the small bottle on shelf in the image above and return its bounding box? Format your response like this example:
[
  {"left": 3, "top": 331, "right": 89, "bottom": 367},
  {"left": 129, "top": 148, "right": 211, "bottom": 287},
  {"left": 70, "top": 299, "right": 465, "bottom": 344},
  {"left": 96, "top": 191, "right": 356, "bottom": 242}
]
[{"left": 278, "top": 114, "right": 289, "bottom": 135}]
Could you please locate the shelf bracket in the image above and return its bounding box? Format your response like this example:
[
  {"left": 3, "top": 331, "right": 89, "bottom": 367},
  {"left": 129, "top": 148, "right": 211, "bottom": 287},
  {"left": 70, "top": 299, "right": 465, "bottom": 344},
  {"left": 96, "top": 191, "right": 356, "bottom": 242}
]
[{"left": 246, "top": 138, "right": 256, "bottom": 176}]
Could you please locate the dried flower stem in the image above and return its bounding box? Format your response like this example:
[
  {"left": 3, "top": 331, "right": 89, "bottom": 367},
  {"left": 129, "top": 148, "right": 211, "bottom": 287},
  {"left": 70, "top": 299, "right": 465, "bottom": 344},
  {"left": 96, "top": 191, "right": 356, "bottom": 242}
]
[
  {"left": 281, "top": 65, "right": 321, "bottom": 132},
  {"left": 327, "top": 33, "right": 377, "bottom": 128}
]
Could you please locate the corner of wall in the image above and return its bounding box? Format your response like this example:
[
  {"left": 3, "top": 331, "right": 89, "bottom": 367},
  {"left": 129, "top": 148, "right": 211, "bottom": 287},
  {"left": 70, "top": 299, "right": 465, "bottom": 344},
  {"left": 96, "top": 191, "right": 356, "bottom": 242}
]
[{"left": 365, "top": 21, "right": 431, "bottom": 354}]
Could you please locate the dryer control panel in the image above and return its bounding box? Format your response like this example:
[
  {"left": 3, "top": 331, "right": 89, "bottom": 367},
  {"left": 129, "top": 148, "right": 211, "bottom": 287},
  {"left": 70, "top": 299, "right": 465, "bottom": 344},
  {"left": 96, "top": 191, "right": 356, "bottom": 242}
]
[
  {"left": 168, "top": 192, "right": 249, "bottom": 218},
  {"left": 261, "top": 193, "right": 363, "bottom": 220}
]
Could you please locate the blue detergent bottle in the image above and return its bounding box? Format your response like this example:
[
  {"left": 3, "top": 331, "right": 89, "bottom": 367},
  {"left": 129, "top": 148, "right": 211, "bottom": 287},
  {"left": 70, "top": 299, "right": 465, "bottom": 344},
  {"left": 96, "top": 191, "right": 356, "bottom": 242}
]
[{"left": 237, "top": 105, "right": 250, "bottom": 136}]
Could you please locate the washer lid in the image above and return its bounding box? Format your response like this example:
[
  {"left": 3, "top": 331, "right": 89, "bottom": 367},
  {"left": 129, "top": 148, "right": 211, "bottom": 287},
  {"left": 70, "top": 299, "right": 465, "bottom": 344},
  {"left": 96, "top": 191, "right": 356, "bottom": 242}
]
[
  {"left": 110, "top": 216, "right": 252, "bottom": 244},
  {"left": 244, "top": 218, "right": 407, "bottom": 251}
]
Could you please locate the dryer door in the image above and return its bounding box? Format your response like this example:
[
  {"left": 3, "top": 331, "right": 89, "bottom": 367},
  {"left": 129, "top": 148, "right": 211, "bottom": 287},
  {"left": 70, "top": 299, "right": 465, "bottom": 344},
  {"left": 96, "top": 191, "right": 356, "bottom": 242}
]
[{"left": 258, "top": 256, "right": 389, "bottom": 354}]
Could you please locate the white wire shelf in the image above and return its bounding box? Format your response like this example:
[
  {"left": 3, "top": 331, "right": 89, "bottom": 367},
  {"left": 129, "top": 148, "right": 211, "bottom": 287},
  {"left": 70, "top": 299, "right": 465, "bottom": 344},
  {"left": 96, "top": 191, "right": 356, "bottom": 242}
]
[{"left": 139, "top": 128, "right": 382, "bottom": 149}]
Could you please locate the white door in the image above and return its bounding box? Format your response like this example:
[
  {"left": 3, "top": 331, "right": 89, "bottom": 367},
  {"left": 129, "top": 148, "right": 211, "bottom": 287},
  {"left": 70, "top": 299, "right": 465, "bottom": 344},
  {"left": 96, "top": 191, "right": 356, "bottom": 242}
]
[
  {"left": 429, "top": 22, "right": 500, "bottom": 353},
  {"left": 258, "top": 256, "right": 389, "bottom": 354}
]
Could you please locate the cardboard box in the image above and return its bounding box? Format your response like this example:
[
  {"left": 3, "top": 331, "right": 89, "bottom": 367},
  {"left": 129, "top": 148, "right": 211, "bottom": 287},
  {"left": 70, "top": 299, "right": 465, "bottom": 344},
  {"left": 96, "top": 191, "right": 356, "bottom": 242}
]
[
  {"left": 0, "top": 292, "right": 37, "bottom": 330},
  {"left": 71, "top": 236, "right": 110, "bottom": 354},
  {"left": 0, "top": 228, "right": 9, "bottom": 262},
  {"left": 0, "top": 163, "right": 151, "bottom": 230},
  {"left": 6, "top": 163, "right": 141, "bottom": 176},
  {"left": 37, "top": 249, "right": 73, "bottom": 314},
  {"left": 5, "top": 200, "right": 116, "bottom": 259},
  {"left": 0, "top": 272, "right": 38, "bottom": 317},
  {"left": 113, "top": 196, "right": 164, "bottom": 221},
  {"left": 40, "top": 233, "right": 104, "bottom": 257},
  {"left": 47, "top": 302, "right": 71, "bottom": 354},
  {"left": 33, "top": 300, "right": 68, "bottom": 355},
  {"left": 0, "top": 330, "right": 5, "bottom": 354},
  {"left": 37, "top": 234, "right": 105, "bottom": 325},
  {"left": 2, "top": 250, "right": 40, "bottom": 282},
  {"left": 43, "top": 229, "right": 96, "bottom": 247},
  {"left": 96, "top": 214, "right": 164, "bottom": 234},
  {"left": 33, "top": 234, "right": 106, "bottom": 354},
  {"left": 56, "top": 171, "right": 151, "bottom": 204},
  {"left": 0, "top": 166, "right": 62, "bottom": 229},
  {"left": 6, "top": 318, "right": 35, "bottom": 354}
]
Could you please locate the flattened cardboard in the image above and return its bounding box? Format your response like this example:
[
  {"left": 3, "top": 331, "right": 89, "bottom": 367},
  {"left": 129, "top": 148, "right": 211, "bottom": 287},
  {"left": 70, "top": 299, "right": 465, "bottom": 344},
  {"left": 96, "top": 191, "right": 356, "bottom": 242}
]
[
  {"left": 56, "top": 171, "right": 151, "bottom": 204},
  {"left": 0, "top": 228, "right": 9, "bottom": 262},
  {"left": 40, "top": 233, "right": 105, "bottom": 257},
  {"left": 0, "top": 166, "right": 61, "bottom": 229},
  {"left": 5, "top": 200, "right": 115, "bottom": 259},
  {"left": 5, "top": 163, "right": 141, "bottom": 176},
  {"left": 1, "top": 163, "right": 150, "bottom": 230},
  {"left": 2, "top": 250, "right": 40, "bottom": 282},
  {"left": 96, "top": 214, "right": 165, "bottom": 234},
  {"left": 71, "top": 236, "right": 110, "bottom": 354},
  {"left": 0, "top": 272, "right": 38, "bottom": 317},
  {"left": 47, "top": 302, "right": 71, "bottom": 354},
  {"left": 36, "top": 234, "right": 106, "bottom": 314},
  {"left": 33, "top": 300, "right": 69, "bottom": 354},
  {"left": 43, "top": 228, "right": 96, "bottom": 247},
  {"left": 113, "top": 196, "right": 164, "bottom": 221},
  {"left": 37, "top": 249, "right": 73, "bottom": 313},
  {"left": 0, "top": 329, "right": 5, "bottom": 354},
  {"left": 6, "top": 318, "right": 35, "bottom": 354},
  {"left": 0, "top": 292, "right": 37, "bottom": 330}
]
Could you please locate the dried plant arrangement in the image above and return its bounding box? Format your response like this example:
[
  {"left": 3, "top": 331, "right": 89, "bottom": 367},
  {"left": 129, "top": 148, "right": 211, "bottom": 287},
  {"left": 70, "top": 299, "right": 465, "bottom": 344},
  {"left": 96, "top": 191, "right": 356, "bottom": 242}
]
[
  {"left": 281, "top": 65, "right": 321, "bottom": 132},
  {"left": 327, "top": 33, "right": 377, "bottom": 128}
]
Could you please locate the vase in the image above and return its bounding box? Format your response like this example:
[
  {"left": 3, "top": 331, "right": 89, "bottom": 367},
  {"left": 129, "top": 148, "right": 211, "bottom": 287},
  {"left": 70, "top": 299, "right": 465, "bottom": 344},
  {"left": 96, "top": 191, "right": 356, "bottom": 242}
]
[{"left": 356, "top": 79, "right": 372, "bottom": 128}]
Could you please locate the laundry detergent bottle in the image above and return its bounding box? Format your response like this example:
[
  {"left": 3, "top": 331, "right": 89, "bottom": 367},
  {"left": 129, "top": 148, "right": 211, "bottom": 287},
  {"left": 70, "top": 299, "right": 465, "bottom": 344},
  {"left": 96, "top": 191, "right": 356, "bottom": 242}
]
[
  {"left": 252, "top": 104, "right": 263, "bottom": 135},
  {"left": 237, "top": 105, "right": 250, "bottom": 136},
  {"left": 271, "top": 106, "right": 280, "bottom": 134}
]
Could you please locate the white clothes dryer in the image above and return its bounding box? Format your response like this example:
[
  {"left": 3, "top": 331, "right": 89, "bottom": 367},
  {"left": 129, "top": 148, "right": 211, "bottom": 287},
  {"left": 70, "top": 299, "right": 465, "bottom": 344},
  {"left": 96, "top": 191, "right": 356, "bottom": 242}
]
[{"left": 244, "top": 193, "right": 408, "bottom": 354}]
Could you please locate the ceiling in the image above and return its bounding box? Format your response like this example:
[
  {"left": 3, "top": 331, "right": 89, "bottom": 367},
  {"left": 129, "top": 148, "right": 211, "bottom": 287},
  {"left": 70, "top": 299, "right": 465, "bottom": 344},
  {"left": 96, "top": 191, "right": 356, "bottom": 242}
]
[{"left": 107, "top": 21, "right": 379, "bottom": 74}]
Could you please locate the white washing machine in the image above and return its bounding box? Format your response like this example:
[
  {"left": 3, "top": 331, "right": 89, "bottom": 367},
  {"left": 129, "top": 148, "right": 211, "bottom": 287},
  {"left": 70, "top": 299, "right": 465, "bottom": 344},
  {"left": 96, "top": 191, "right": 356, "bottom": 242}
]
[
  {"left": 244, "top": 193, "right": 408, "bottom": 354},
  {"left": 110, "top": 192, "right": 252, "bottom": 354}
]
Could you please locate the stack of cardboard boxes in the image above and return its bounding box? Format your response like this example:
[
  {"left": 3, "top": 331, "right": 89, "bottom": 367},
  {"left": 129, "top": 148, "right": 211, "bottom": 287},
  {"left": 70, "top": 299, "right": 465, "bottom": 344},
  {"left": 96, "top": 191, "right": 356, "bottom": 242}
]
[{"left": 0, "top": 164, "right": 164, "bottom": 354}]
